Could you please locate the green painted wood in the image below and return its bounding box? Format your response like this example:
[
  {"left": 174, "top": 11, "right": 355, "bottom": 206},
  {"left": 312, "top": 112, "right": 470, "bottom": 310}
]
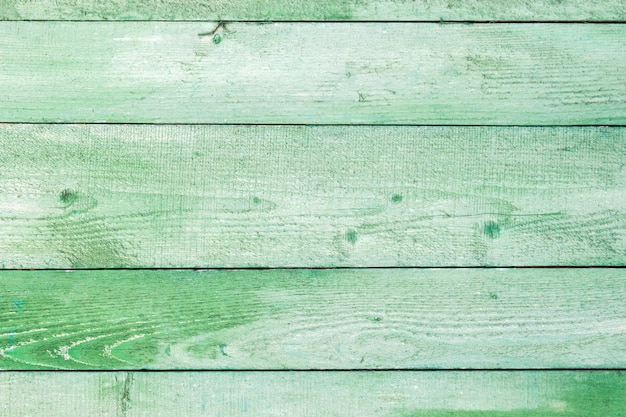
[
  {"left": 1, "top": 23, "right": 625, "bottom": 125},
  {"left": 2, "top": 0, "right": 625, "bottom": 21},
  {"left": 1, "top": 371, "right": 624, "bottom": 416},
  {"left": 1, "top": 125, "right": 624, "bottom": 268},
  {"left": 1, "top": 268, "right": 624, "bottom": 370}
]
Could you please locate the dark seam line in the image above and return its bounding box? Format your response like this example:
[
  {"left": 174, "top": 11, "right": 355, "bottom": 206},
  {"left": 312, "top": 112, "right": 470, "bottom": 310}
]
[
  {"left": 0, "top": 266, "right": 623, "bottom": 272},
  {"left": 1, "top": 122, "right": 625, "bottom": 128},
  {"left": 1, "top": 368, "right": 625, "bottom": 373},
  {"left": 1, "top": 19, "right": 626, "bottom": 23}
]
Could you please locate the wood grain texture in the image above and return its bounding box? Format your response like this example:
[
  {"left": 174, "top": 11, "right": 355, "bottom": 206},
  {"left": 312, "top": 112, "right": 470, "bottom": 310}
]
[
  {"left": 1, "top": 0, "right": 625, "bottom": 21},
  {"left": 1, "top": 371, "right": 624, "bottom": 416},
  {"left": 1, "top": 23, "right": 625, "bottom": 124},
  {"left": 1, "top": 268, "right": 624, "bottom": 370},
  {"left": 1, "top": 125, "right": 624, "bottom": 268}
]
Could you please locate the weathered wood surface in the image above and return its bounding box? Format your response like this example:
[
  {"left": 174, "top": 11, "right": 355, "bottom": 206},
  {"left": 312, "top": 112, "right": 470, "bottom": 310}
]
[
  {"left": 1, "top": 371, "right": 624, "bottom": 416},
  {"left": 1, "top": 125, "right": 624, "bottom": 268},
  {"left": 2, "top": 0, "right": 625, "bottom": 21},
  {"left": 1, "top": 23, "right": 625, "bottom": 124},
  {"left": 1, "top": 268, "right": 624, "bottom": 370}
]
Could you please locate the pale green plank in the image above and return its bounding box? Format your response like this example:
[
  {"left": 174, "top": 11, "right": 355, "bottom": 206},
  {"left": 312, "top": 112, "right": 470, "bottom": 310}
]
[
  {"left": 1, "top": 371, "right": 624, "bottom": 416},
  {"left": 1, "top": 23, "right": 625, "bottom": 124},
  {"left": 1, "top": 268, "right": 624, "bottom": 370},
  {"left": 1, "top": 125, "right": 624, "bottom": 268},
  {"left": 1, "top": 0, "right": 625, "bottom": 21}
]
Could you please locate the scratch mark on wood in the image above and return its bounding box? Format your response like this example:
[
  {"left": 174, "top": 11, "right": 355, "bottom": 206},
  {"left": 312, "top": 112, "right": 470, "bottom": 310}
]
[
  {"left": 119, "top": 372, "right": 133, "bottom": 417},
  {"left": 198, "top": 22, "right": 227, "bottom": 44}
]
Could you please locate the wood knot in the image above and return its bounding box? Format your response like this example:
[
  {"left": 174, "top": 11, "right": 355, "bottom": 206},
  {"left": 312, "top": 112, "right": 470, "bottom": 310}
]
[
  {"left": 59, "top": 189, "right": 77, "bottom": 205},
  {"left": 483, "top": 221, "right": 500, "bottom": 239},
  {"left": 345, "top": 229, "right": 358, "bottom": 244}
]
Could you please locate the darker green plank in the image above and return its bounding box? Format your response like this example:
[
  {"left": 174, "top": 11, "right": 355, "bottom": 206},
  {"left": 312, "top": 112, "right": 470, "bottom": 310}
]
[
  {"left": 1, "top": 371, "right": 624, "bottom": 416},
  {"left": 0, "top": 125, "right": 624, "bottom": 268},
  {"left": 1, "top": 0, "right": 624, "bottom": 21},
  {"left": 1, "top": 268, "right": 624, "bottom": 370},
  {"left": 1, "top": 23, "right": 624, "bottom": 124}
]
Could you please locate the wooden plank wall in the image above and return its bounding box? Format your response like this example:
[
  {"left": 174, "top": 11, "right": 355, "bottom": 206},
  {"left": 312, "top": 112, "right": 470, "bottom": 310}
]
[{"left": 1, "top": 0, "right": 625, "bottom": 415}]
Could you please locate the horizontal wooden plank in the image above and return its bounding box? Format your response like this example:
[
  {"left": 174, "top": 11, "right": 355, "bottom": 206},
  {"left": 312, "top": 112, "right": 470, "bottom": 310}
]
[
  {"left": 1, "top": 23, "right": 624, "bottom": 124},
  {"left": 1, "top": 371, "right": 624, "bottom": 416},
  {"left": 2, "top": 0, "right": 625, "bottom": 21},
  {"left": 1, "top": 125, "right": 624, "bottom": 268},
  {"left": 1, "top": 268, "right": 624, "bottom": 370}
]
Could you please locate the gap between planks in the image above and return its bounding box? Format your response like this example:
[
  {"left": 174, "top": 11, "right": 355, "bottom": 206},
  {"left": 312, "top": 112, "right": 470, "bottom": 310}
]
[
  {"left": 1, "top": 266, "right": 625, "bottom": 271},
  {"left": 3, "top": 20, "right": 626, "bottom": 23},
  {"left": 4, "top": 122, "right": 626, "bottom": 127},
  {"left": 4, "top": 368, "right": 626, "bottom": 372}
]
